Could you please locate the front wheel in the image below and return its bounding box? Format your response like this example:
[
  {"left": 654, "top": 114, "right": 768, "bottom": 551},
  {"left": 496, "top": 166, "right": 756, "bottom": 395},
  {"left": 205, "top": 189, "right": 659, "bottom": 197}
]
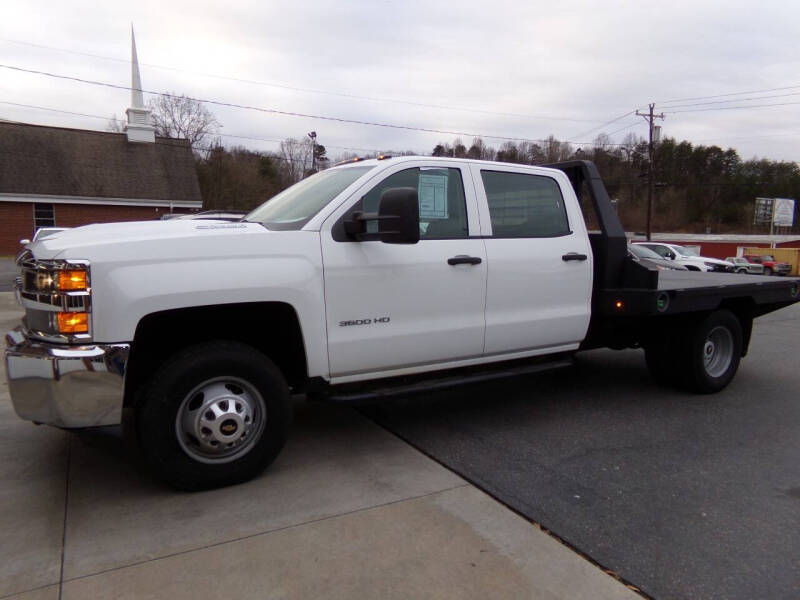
[
  {"left": 736, "top": 268, "right": 747, "bottom": 274},
  {"left": 137, "top": 341, "right": 292, "bottom": 490},
  {"left": 680, "top": 310, "right": 743, "bottom": 394},
  {"left": 764, "top": 267, "right": 773, "bottom": 276}
]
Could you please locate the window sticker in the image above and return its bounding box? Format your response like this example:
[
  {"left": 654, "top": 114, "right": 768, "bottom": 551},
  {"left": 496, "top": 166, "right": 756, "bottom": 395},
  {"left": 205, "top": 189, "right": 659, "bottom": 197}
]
[{"left": 418, "top": 174, "right": 449, "bottom": 219}]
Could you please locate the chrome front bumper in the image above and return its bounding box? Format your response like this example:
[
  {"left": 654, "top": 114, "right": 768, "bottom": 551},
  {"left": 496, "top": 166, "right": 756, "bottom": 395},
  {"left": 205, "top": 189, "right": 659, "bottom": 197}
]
[{"left": 4, "top": 327, "right": 129, "bottom": 428}]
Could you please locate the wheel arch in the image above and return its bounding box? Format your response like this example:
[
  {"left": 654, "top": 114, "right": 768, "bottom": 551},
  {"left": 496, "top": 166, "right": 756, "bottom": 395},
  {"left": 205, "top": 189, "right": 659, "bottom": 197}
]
[{"left": 124, "top": 302, "right": 309, "bottom": 407}]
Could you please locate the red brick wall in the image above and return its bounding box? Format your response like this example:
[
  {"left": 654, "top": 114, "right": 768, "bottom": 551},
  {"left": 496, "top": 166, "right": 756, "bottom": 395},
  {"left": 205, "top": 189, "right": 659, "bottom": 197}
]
[{"left": 0, "top": 202, "right": 192, "bottom": 255}]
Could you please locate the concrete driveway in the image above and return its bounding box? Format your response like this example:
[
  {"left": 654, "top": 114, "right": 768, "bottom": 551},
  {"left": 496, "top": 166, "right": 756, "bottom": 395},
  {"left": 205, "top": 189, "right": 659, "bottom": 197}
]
[
  {"left": 0, "top": 292, "right": 636, "bottom": 600},
  {"left": 0, "top": 258, "right": 17, "bottom": 292}
]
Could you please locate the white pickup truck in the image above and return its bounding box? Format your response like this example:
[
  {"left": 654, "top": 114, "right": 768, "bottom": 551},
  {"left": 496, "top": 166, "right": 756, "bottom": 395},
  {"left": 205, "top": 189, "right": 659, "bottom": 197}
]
[{"left": 6, "top": 157, "right": 800, "bottom": 489}]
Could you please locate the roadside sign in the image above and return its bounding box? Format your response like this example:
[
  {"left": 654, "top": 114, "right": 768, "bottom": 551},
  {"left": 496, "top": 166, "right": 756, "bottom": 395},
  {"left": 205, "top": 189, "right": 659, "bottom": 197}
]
[
  {"left": 754, "top": 197, "right": 773, "bottom": 223},
  {"left": 773, "top": 198, "right": 796, "bottom": 226}
]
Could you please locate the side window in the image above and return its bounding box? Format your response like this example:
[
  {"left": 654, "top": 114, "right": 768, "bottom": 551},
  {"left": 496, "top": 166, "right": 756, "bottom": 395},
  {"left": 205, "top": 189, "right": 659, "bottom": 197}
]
[
  {"left": 480, "top": 171, "right": 570, "bottom": 238},
  {"left": 646, "top": 245, "right": 670, "bottom": 258},
  {"left": 361, "top": 167, "right": 468, "bottom": 239}
]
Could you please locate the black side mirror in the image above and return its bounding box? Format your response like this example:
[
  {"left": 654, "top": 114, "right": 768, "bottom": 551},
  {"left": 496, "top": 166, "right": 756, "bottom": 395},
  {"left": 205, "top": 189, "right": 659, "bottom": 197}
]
[
  {"left": 343, "top": 187, "right": 419, "bottom": 244},
  {"left": 666, "top": 252, "right": 675, "bottom": 259},
  {"left": 378, "top": 187, "right": 419, "bottom": 244}
]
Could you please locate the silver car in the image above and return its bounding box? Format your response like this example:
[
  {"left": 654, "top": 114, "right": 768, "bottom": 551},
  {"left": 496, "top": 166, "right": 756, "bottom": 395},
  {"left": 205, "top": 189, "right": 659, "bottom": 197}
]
[{"left": 726, "top": 257, "right": 765, "bottom": 275}]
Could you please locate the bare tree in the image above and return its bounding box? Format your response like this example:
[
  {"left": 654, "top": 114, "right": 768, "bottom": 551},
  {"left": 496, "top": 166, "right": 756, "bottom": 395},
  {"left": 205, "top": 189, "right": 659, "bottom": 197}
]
[
  {"left": 147, "top": 93, "right": 219, "bottom": 148},
  {"left": 277, "top": 137, "right": 313, "bottom": 185},
  {"left": 106, "top": 113, "right": 124, "bottom": 133}
]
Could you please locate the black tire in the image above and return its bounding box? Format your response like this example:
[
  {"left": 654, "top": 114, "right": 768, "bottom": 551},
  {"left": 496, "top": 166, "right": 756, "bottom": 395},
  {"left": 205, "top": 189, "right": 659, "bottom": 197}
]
[
  {"left": 764, "top": 267, "right": 773, "bottom": 276},
  {"left": 736, "top": 268, "right": 747, "bottom": 274},
  {"left": 686, "top": 265, "right": 700, "bottom": 271},
  {"left": 679, "top": 310, "right": 743, "bottom": 394},
  {"left": 137, "top": 341, "right": 292, "bottom": 490}
]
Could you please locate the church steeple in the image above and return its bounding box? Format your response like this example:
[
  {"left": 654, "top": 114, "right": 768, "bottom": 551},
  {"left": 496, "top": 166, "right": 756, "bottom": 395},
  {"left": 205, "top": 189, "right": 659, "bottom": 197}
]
[{"left": 125, "top": 25, "right": 155, "bottom": 143}]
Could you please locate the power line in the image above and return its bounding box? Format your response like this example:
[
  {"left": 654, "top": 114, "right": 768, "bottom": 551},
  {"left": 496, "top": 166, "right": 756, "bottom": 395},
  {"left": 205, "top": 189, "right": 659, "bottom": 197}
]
[
  {"left": 0, "top": 100, "right": 393, "bottom": 154},
  {"left": 0, "top": 37, "right": 596, "bottom": 124},
  {"left": 666, "top": 100, "right": 800, "bottom": 114},
  {"left": 1, "top": 62, "right": 634, "bottom": 147},
  {"left": 604, "top": 120, "right": 642, "bottom": 138},
  {"left": 659, "top": 91, "right": 800, "bottom": 110},
  {"left": 567, "top": 111, "right": 636, "bottom": 143},
  {"left": 656, "top": 84, "right": 800, "bottom": 105}
]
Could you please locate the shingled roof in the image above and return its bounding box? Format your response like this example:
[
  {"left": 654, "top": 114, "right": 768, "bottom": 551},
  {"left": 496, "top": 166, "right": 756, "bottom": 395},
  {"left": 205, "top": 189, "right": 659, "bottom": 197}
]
[{"left": 0, "top": 121, "right": 201, "bottom": 202}]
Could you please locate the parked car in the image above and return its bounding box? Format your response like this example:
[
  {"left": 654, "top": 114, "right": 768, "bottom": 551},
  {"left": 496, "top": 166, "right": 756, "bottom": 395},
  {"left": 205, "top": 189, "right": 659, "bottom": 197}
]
[
  {"left": 725, "top": 257, "right": 765, "bottom": 275},
  {"left": 632, "top": 242, "right": 734, "bottom": 272},
  {"left": 629, "top": 243, "right": 689, "bottom": 270},
  {"left": 742, "top": 254, "right": 792, "bottom": 276},
  {"left": 19, "top": 227, "right": 70, "bottom": 245}
]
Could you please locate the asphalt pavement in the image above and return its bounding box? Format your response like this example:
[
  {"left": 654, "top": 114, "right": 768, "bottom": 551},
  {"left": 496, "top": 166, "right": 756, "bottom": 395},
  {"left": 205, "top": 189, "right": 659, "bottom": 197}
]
[{"left": 363, "top": 304, "right": 800, "bottom": 600}]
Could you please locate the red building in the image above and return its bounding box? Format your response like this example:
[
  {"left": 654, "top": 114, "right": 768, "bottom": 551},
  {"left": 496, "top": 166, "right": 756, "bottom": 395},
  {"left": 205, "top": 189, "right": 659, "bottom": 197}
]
[
  {"left": 0, "top": 122, "right": 201, "bottom": 254},
  {"left": 0, "top": 30, "right": 200, "bottom": 254}
]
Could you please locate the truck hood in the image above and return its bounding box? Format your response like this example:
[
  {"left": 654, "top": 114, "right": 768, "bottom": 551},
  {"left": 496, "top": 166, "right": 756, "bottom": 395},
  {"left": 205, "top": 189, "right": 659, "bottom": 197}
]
[{"left": 30, "top": 219, "right": 267, "bottom": 259}]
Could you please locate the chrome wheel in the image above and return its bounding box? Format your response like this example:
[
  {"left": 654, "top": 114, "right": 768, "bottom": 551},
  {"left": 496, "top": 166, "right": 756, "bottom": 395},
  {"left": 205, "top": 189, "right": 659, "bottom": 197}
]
[
  {"left": 702, "top": 326, "right": 734, "bottom": 378},
  {"left": 175, "top": 376, "right": 267, "bottom": 464}
]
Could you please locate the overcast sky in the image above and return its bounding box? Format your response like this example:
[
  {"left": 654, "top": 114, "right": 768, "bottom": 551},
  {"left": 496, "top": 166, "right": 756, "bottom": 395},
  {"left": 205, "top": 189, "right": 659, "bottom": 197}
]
[{"left": 2, "top": 0, "right": 799, "bottom": 161}]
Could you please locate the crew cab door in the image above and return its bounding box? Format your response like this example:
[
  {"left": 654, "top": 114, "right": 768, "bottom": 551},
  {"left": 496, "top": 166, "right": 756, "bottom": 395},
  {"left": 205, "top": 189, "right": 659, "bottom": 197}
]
[
  {"left": 470, "top": 164, "right": 593, "bottom": 355},
  {"left": 320, "top": 161, "right": 487, "bottom": 380}
]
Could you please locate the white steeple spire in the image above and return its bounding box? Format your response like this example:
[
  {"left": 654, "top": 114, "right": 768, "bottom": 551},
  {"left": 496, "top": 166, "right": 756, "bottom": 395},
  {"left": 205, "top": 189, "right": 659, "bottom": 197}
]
[
  {"left": 125, "top": 24, "right": 155, "bottom": 143},
  {"left": 130, "top": 25, "right": 145, "bottom": 109}
]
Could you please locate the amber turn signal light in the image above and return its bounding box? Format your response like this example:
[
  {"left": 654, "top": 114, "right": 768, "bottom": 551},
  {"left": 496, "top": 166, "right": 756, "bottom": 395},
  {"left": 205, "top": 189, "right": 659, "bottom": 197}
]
[
  {"left": 57, "top": 269, "right": 88, "bottom": 291},
  {"left": 57, "top": 312, "right": 89, "bottom": 334}
]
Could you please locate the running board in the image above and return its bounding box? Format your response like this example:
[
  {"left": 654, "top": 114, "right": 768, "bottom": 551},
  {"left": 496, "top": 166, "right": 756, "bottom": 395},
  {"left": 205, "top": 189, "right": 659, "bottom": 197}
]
[{"left": 322, "top": 356, "right": 575, "bottom": 405}]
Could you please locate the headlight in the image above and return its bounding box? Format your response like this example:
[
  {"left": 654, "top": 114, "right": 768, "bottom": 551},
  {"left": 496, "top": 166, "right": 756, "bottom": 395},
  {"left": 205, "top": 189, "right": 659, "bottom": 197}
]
[
  {"left": 57, "top": 269, "right": 89, "bottom": 291},
  {"left": 16, "top": 250, "right": 92, "bottom": 343}
]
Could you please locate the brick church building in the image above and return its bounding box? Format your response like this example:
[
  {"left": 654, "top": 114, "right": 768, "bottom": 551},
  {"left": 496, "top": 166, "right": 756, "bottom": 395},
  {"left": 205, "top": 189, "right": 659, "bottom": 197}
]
[{"left": 0, "top": 31, "right": 201, "bottom": 254}]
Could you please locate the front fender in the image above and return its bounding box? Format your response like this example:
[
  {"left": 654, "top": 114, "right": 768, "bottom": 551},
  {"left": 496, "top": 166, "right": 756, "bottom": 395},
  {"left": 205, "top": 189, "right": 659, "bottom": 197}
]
[{"left": 67, "top": 230, "right": 329, "bottom": 379}]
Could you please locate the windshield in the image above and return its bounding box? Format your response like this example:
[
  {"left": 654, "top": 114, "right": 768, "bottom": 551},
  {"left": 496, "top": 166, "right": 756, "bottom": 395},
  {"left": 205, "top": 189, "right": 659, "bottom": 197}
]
[
  {"left": 245, "top": 165, "right": 374, "bottom": 230},
  {"left": 629, "top": 244, "right": 664, "bottom": 260},
  {"left": 674, "top": 245, "right": 698, "bottom": 257}
]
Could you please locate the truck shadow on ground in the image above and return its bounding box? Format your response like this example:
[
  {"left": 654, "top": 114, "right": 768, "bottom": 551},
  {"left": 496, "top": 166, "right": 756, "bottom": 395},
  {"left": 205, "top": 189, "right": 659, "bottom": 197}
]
[
  {"left": 361, "top": 347, "right": 708, "bottom": 426},
  {"left": 70, "top": 347, "right": 714, "bottom": 494}
]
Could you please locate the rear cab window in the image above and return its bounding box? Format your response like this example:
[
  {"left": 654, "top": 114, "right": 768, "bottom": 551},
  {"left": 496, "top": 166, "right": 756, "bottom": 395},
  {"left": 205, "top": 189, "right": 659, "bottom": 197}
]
[{"left": 479, "top": 170, "right": 570, "bottom": 238}]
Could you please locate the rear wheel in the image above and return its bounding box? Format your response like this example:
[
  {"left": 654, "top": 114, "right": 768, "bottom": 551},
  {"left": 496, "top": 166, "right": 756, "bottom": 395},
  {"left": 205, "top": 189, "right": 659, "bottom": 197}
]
[
  {"left": 137, "top": 341, "right": 292, "bottom": 490},
  {"left": 736, "top": 268, "right": 747, "bottom": 274},
  {"left": 679, "top": 310, "right": 743, "bottom": 394},
  {"left": 764, "top": 267, "right": 773, "bottom": 276}
]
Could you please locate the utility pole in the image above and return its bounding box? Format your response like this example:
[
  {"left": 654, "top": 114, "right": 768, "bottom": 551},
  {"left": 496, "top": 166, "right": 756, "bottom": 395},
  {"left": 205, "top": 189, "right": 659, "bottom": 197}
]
[
  {"left": 308, "top": 131, "right": 317, "bottom": 172},
  {"left": 636, "top": 104, "right": 664, "bottom": 241}
]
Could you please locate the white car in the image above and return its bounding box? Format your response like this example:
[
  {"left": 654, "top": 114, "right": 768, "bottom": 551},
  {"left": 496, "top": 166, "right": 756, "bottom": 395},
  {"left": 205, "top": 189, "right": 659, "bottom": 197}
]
[{"left": 632, "top": 242, "right": 734, "bottom": 272}]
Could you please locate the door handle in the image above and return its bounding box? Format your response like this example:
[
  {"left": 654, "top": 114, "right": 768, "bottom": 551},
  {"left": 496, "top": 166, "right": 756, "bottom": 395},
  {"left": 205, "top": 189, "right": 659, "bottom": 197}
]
[
  {"left": 562, "top": 252, "right": 588, "bottom": 262},
  {"left": 448, "top": 255, "right": 482, "bottom": 266}
]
